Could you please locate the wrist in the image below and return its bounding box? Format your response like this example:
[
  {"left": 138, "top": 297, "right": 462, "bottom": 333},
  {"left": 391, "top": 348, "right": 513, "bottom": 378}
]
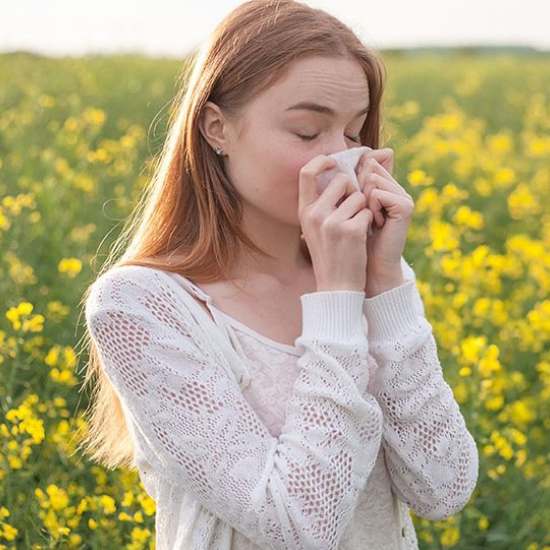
[{"left": 365, "top": 269, "right": 405, "bottom": 298}]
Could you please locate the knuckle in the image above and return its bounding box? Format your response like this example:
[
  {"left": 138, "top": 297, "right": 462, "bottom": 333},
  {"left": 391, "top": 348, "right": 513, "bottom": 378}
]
[
  {"left": 403, "top": 201, "right": 415, "bottom": 216},
  {"left": 355, "top": 191, "right": 367, "bottom": 206},
  {"left": 308, "top": 207, "right": 324, "bottom": 226},
  {"left": 321, "top": 217, "right": 338, "bottom": 235},
  {"left": 319, "top": 218, "right": 338, "bottom": 238},
  {"left": 300, "top": 166, "right": 314, "bottom": 178}
]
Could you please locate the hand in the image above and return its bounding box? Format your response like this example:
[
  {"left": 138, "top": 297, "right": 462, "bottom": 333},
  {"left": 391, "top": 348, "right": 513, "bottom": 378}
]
[
  {"left": 298, "top": 155, "right": 374, "bottom": 292},
  {"left": 355, "top": 148, "right": 415, "bottom": 296}
]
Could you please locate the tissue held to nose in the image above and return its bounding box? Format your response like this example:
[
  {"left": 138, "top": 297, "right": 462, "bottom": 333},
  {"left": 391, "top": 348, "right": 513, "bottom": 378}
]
[
  {"left": 315, "top": 146, "right": 371, "bottom": 195},
  {"left": 315, "top": 146, "right": 374, "bottom": 235}
]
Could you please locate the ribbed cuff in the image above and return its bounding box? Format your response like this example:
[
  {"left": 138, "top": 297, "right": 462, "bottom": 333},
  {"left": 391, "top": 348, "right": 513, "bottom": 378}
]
[
  {"left": 298, "top": 290, "right": 367, "bottom": 344},
  {"left": 363, "top": 279, "right": 423, "bottom": 344}
]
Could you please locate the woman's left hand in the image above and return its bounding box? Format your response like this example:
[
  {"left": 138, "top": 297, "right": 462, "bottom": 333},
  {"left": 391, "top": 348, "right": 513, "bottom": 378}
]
[{"left": 355, "top": 148, "right": 415, "bottom": 296}]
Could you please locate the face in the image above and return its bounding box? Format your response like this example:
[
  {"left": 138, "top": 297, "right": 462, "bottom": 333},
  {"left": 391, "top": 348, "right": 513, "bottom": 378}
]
[{"left": 201, "top": 55, "right": 370, "bottom": 227}]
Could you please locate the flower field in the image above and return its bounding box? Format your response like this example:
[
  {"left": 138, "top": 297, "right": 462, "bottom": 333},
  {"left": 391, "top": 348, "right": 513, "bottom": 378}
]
[{"left": 0, "top": 51, "right": 549, "bottom": 549}]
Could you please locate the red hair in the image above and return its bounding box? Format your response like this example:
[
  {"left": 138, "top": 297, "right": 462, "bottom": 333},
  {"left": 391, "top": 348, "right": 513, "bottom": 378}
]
[{"left": 76, "top": 0, "right": 387, "bottom": 470}]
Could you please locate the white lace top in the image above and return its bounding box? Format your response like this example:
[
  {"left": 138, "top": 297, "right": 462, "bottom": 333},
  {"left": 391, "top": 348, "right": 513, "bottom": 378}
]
[{"left": 84, "top": 257, "right": 478, "bottom": 550}]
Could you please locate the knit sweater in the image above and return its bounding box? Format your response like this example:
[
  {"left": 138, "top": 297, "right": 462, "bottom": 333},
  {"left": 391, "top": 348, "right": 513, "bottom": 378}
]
[{"left": 84, "top": 256, "right": 479, "bottom": 549}]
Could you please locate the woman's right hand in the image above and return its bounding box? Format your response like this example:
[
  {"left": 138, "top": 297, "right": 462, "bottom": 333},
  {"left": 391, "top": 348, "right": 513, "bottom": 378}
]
[{"left": 298, "top": 154, "right": 374, "bottom": 292}]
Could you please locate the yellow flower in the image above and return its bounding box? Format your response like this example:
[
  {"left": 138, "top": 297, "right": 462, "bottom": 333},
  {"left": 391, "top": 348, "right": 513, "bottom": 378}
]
[
  {"left": 430, "top": 220, "right": 460, "bottom": 252},
  {"left": 478, "top": 345, "right": 502, "bottom": 378},
  {"left": 63, "top": 117, "right": 79, "bottom": 132},
  {"left": 508, "top": 400, "right": 536, "bottom": 426},
  {"left": 460, "top": 336, "right": 486, "bottom": 365},
  {"left": 478, "top": 515, "right": 490, "bottom": 530},
  {"left": 493, "top": 167, "right": 515, "bottom": 187},
  {"left": 2, "top": 523, "right": 18, "bottom": 541},
  {"left": 407, "top": 169, "right": 434, "bottom": 187},
  {"left": 69, "top": 534, "right": 82, "bottom": 546},
  {"left": 83, "top": 107, "right": 106, "bottom": 127},
  {"left": 525, "top": 133, "right": 550, "bottom": 157},
  {"left": 47, "top": 485, "right": 69, "bottom": 511},
  {"left": 8, "top": 456, "right": 22, "bottom": 469},
  {"left": 453, "top": 206, "right": 484, "bottom": 230},
  {"left": 140, "top": 495, "right": 156, "bottom": 516},
  {"left": 509, "top": 428, "right": 527, "bottom": 446},
  {"left": 484, "top": 395, "right": 504, "bottom": 411},
  {"left": 45, "top": 346, "right": 60, "bottom": 367},
  {"left": 58, "top": 258, "right": 82, "bottom": 278},
  {"left": 452, "top": 382, "right": 468, "bottom": 404},
  {"left": 130, "top": 526, "right": 150, "bottom": 542},
  {"left": 18, "top": 302, "right": 33, "bottom": 315},
  {"left": 99, "top": 495, "right": 116, "bottom": 515},
  {"left": 22, "top": 314, "right": 45, "bottom": 333},
  {"left": 440, "top": 526, "right": 460, "bottom": 546},
  {"left": 487, "top": 133, "right": 513, "bottom": 155},
  {"left": 508, "top": 183, "right": 542, "bottom": 220},
  {"left": 515, "top": 449, "right": 527, "bottom": 467},
  {"left": 483, "top": 444, "right": 495, "bottom": 457}
]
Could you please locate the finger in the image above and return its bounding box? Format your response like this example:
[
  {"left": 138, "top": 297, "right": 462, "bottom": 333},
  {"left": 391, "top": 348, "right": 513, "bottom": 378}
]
[
  {"left": 359, "top": 161, "right": 411, "bottom": 199},
  {"left": 356, "top": 147, "right": 394, "bottom": 176},
  {"left": 298, "top": 155, "right": 337, "bottom": 211},
  {"left": 367, "top": 158, "right": 402, "bottom": 189},
  {"left": 318, "top": 173, "right": 357, "bottom": 211},
  {"left": 378, "top": 148, "right": 394, "bottom": 175},
  {"left": 342, "top": 206, "right": 373, "bottom": 234},
  {"left": 368, "top": 187, "right": 414, "bottom": 225},
  {"left": 331, "top": 190, "right": 367, "bottom": 223}
]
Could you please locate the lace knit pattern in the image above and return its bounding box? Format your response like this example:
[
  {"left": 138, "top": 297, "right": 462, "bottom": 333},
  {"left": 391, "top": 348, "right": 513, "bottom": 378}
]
[
  {"left": 220, "top": 326, "right": 411, "bottom": 550},
  {"left": 84, "top": 260, "right": 479, "bottom": 549}
]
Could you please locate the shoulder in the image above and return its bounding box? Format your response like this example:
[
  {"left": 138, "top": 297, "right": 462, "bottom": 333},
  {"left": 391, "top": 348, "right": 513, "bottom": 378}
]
[
  {"left": 84, "top": 265, "right": 232, "bottom": 377},
  {"left": 91, "top": 264, "right": 166, "bottom": 288},
  {"left": 85, "top": 264, "right": 197, "bottom": 321}
]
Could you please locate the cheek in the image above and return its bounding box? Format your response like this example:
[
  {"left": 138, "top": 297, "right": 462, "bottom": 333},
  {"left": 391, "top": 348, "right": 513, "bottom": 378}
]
[{"left": 269, "top": 141, "right": 317, "bottom": 195}]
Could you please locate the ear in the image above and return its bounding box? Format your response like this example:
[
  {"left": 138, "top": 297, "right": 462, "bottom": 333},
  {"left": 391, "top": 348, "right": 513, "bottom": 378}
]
[{"left": 198, "top": 101, "right": 230, "bottom": 153}]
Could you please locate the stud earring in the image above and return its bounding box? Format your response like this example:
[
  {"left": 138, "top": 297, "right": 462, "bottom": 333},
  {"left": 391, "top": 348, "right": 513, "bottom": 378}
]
[{"left": 214, "top": 146, "right": 224, "bottom": 156}]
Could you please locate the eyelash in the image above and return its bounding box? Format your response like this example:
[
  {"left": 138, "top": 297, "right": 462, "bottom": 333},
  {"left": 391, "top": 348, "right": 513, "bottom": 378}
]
[{"left": 296, "top": 133, "right": 361, "bottom": 143}]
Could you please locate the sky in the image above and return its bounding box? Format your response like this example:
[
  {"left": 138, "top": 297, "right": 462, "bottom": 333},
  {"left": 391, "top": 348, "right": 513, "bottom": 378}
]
[{"left": 2, "top": 0, "right": 549, "bottom": 58}]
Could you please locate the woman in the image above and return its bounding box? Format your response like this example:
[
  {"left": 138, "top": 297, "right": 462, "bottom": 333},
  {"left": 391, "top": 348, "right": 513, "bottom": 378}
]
[{"left": 79, "top": 1, "right": 479, "bottom": 548}]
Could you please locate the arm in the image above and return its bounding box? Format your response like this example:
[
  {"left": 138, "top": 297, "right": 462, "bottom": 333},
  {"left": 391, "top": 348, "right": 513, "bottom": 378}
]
[
  {"left": 85, "top": 266, "right": 384, "bottom": 549},
  {"left": 363, "top": 262, "right": 479, "bottom": 521}
]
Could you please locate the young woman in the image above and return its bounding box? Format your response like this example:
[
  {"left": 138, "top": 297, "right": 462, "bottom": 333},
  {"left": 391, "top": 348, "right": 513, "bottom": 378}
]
[{"left": 79, "top": 1, "right": 479, "bottom": 548}]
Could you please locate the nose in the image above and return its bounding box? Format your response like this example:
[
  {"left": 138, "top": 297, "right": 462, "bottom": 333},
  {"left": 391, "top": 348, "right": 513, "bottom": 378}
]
[{"left": 326, "top": 135, "right": 352, "bottom": 156}]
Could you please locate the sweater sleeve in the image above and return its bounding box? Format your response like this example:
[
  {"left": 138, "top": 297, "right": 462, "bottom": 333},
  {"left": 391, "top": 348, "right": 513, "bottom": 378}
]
[
  {"left": 362, "top": 263, "right": 479, "bottom": 521},
  {"left": 85, "top": 266, "right": 384, "bottom": 550}
]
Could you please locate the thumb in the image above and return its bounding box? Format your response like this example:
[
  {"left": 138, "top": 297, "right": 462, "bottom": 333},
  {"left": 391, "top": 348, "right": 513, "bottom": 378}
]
[{"left": 299, "top": 155, "right": 337, "bottom": 210}]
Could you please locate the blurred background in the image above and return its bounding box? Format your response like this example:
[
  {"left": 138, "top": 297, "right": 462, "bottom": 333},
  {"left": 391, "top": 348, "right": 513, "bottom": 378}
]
[
  {"left": 1, "top": 1, "right": 549, "bottom": 549},
  {"left": 2, "top": 0, "right": 550, "bottom": 56}
]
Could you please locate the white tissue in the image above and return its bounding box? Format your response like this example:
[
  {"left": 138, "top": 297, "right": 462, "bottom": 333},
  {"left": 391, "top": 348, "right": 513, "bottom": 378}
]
[
  {"left": 315, "top": 146, "right": 372, "bottom": 195},
  {"left": 315, "top": 145, "right": 374, "bottom": 235}
]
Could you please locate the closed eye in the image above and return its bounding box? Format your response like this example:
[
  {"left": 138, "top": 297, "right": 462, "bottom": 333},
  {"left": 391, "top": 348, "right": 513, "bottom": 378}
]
[{"left": 296, "top": 133, "right": 361, "bottom": 143}]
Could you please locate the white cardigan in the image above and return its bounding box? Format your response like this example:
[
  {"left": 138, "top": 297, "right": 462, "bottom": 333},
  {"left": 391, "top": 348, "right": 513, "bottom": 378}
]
[{"left": 85, "top": 257, "right": 478, "bottom": 549}]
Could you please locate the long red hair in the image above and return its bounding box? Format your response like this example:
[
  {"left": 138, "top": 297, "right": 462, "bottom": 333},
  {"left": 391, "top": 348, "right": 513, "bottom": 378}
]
[{"left": 76, "top": 0, "right": 387, "bottom": 470}]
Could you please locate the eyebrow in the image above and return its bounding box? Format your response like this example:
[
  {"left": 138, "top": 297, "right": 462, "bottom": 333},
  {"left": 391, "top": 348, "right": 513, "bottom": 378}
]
[{"left": 285, "top": 101, "right": 369, "bottom": 118}]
